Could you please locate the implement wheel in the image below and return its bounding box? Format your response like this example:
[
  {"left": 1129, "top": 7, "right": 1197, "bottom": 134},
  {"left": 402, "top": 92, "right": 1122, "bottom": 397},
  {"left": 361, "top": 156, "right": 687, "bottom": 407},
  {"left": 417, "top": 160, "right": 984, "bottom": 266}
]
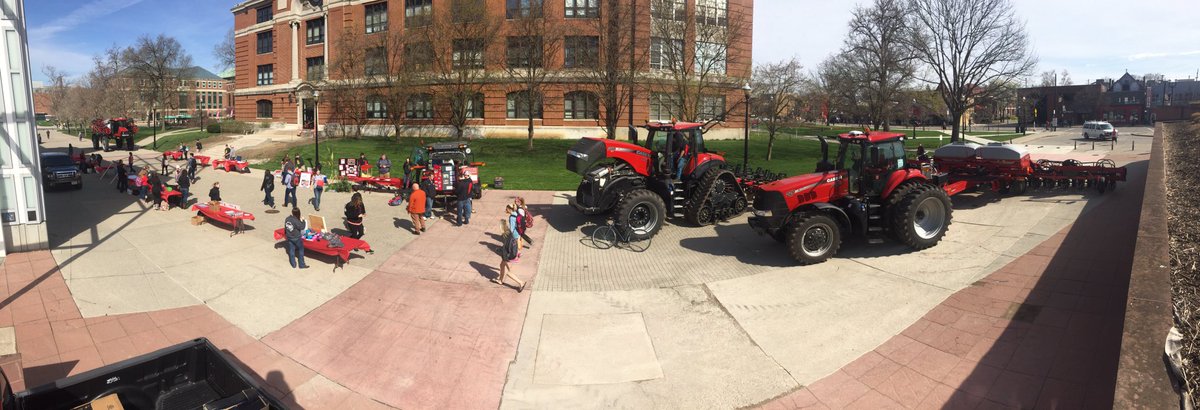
[
  {"left": 615, "top": 189, "right": 666, "bottom": 241},
  {"left": 785, "top": 213, "right": 842, "bottom": 265},
  {"left": 889, "top": 184, "right": 952, "bottom": 250}
]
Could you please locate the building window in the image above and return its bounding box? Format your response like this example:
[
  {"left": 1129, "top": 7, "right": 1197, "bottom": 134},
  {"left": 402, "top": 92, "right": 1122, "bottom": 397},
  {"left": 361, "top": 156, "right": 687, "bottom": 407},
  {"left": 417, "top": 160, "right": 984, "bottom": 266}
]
[
  {"left": 256, "top": 64, "right": 274, "bottom": 85},
  {"left": 506, "top": 36, "right": 543, "bottom": 69},
  {"left": 405, "top": 41, "right": 433, "bottom": 70},
  {"left": 366, "top": 2, "right": 389, "bottom": 33},
  {"left": 506, "top": 91, "right": 542, "bottom": 118},
  {"left": 506, "top": 0, "right": 542, "bottom": 19},
  {"left": 406, "top": 94, "right": 434, "bottom": 119},
  {"left": 695, "top": 41, "right": 726, "bottom": 75},
  {"left": 699, "top": 95, "right": 726, "bottom": 120},
  {"left": 256, "top": 99, "right": 273, "bottom": 118},
  {"left": 564, "top": 0, "right": 598, "bottom": 18},
  {"left": 564, "top": 91, "right": 598, "bottom": 119},
  {"left": 465, "top": 93, "right": 485, "bottom": 118},
  {"left": 365, "top": 46, "right": 388, "bottom": 76},
  {"left": 306, "top": 56, "right": 325, "bottom": 81},
  {"left": 650, "top": 37, "right": 683, "bottom": 70},
  {"left": 405, "top": 0, "right": 431, "bottom": 27},
  {"left": 564, "top": 36, "right": 599, "bottom": 68},
  {"left": 256, "top": 30, "right": 273, "bottom": 54},
  {"left": 306, "top": 18, "right": 325, "bottom": 44},
  {"left": 256, "top": 6, "right": 272, "bottom": 23},
  {"left": 650, "top": 92, "right": 679, "bottom": 120},
  {"left": 651, "top": 0, "right": 686, "bottom": 21},
  {"left": 367, "top": 95, "right": 388, "bottom": 119},
  {"left": 453, "top": 39, "right": 485, "bottom": 69},
  {"left": 696, "top": 0, "right": 727, "bottom": 26}
]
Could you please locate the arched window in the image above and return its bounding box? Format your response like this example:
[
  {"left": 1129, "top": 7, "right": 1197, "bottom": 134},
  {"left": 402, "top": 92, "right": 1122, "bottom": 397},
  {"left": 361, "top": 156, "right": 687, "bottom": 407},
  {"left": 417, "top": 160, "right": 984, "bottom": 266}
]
[
  {"left": 406, "top": 94, "right": 434, "bottom": 119},
  {"left": 366, "top": 95, "right": 388, "bottom": 119},
  {"left": 465, "top": 93, "right": 485, "bottom": 119},
  {"left": 563, "top": 91, "right": 598, "bottom": 119},
  {"left": 256, "top": 99, "right": 273, "bottom": 118},
  {"left": 506, "top": 90, "right": 542, "bottom": 119}
]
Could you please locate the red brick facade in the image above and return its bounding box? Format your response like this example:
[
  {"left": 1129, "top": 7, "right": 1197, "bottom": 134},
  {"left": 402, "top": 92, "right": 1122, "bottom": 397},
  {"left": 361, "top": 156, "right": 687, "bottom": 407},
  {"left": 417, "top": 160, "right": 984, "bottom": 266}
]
[{"left": 230, "top": 0, "right": 753, "bottom": 137}]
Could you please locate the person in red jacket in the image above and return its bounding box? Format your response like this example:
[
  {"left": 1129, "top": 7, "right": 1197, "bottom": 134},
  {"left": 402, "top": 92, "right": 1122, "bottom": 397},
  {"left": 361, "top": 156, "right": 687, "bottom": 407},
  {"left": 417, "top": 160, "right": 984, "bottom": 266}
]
[{"left": 407, "top": 182, "right": 426, "bottom": 234}]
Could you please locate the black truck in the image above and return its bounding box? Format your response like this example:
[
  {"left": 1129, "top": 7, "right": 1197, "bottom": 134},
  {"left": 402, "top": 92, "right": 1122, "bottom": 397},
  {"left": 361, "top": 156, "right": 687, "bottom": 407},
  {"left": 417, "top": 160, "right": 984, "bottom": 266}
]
[{"left": 0, "top": 338, "right": 285, "bottom": 410}]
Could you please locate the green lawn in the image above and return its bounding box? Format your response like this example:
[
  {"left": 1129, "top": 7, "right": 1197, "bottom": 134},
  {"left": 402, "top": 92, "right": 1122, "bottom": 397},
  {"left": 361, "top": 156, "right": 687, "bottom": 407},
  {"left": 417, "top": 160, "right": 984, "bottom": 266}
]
[
  {"left": 251, "top": 134, "right": 826, "bottom": 191},
  {"left": 37, "top": 120, "right": 55, "bottom": 127}
]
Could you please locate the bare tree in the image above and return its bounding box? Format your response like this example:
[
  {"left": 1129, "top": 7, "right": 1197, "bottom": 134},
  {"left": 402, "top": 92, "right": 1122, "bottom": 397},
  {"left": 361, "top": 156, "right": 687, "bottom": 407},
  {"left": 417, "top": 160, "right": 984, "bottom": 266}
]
[
  {"left": 415, "top": 0, "right": 502, "bottom": 139},
  {"left": 1040, "top": 70, "right": 1059, "bottom": 87},
  {"left": 503, "top": 0, "right": 566, "bottom": 151},
  {"left": 123, "top": 34, "right": 193, "bottom": 147},
  {"left": 817, "top": 55, "right": 866, "bottom": 125},
  {"left": 648, "top": 0, "right": 750, "bottom": 122},
  {"left": 751, "top": 58, "right": 803, "bottom": 160},
  {"left": 907, "top": 0, "right": 1036, "bottom": 142},
  {"left": 213, "top": 28, "right": 236, "bottom": 70},
  {"left": 1060, "top": 69, "right": 1072, "bottom": 86},
  {"left": 580, "top": 0, "right": 646, "bottom": 139},
  {"left": 325, "top": 31, "right": 373, "bottom": 138},
  {"left": 41, "top": 65, "right": 69, "bottom": 127},
  {"left": 842, "top": 0, "right": 917, "bottom": 130}
]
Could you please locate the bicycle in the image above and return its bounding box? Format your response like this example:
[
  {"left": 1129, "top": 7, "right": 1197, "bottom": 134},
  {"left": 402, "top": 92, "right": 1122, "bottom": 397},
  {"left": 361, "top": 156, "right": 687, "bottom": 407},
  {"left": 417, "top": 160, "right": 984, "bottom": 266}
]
[{"left": 590, "top": 220, "right": 652, "bottom": 252}]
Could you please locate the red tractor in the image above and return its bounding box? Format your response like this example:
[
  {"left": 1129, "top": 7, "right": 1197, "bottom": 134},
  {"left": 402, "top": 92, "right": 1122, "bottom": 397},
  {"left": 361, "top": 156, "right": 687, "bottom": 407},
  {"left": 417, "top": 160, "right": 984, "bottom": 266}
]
[
  {"left": 748, "top": 130, "right": 953, "bottom": 264},
  {"left": 566, "top": 121, "right": 749, "bottom": 240},
  {"left": 90, "top": 117, "right": 138, "bottom": 151}
]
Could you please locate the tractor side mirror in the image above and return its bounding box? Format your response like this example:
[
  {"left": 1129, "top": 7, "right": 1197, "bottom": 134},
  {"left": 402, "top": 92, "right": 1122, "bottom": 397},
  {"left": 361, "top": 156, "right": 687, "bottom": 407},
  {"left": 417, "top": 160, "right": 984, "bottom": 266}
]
[
  {"left": 628, "top": 126, "right": 639, "bottom": 143},
  {"left": 818, "top": 137, "right": 829, "bottom": 163}
]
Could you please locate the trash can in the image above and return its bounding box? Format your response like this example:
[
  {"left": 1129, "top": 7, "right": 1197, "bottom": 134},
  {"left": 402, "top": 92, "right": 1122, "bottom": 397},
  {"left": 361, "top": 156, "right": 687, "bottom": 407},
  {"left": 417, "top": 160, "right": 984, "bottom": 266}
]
[{"left": 493, "top": 177, "right": 504, "bottom": 189}]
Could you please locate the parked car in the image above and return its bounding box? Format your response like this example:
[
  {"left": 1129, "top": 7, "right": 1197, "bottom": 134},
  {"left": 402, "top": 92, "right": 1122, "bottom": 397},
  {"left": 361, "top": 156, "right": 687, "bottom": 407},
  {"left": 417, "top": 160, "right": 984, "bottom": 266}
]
[
  {"left": 40, "top": 152, "right": 81, "bottom": 190},
  {"left": 1082, "top": 121, "right": 1118, "bottom": 140}
]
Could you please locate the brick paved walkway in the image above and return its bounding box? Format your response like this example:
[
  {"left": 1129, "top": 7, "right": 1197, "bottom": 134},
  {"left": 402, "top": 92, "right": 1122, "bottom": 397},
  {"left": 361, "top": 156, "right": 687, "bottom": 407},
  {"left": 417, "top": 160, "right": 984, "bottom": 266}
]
[{"left": 758, "top": 156, "right": 1147, "bottom": 409}]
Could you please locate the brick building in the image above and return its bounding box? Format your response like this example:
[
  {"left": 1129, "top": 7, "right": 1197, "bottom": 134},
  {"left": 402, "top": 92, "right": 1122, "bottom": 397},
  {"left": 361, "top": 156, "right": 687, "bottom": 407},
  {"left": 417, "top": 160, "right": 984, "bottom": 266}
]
[
  {"left": 169, "top": 66, "right": 232, "bottom": 121},
  {"left": 1101, "top": 72, "right": 1149, "bottom": 125},
  {"left": 229, "top": 0, "right": 753, "bottom": 139},
  {"left": 1016, "top": 83, "right": 1104, "bottom": 127}
]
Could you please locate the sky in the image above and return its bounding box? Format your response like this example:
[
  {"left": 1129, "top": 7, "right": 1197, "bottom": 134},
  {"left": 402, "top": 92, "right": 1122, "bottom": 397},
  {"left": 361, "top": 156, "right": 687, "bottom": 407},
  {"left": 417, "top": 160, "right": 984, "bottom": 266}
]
[{"left": 25, "top": 0, "right": 1200, "bottom": 84}]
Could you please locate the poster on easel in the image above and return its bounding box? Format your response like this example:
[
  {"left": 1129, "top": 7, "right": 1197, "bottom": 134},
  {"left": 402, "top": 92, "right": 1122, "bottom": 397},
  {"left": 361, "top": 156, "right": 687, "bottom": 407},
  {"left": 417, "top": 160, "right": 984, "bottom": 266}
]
[
  {"left": 299, "top": 171, "right": 313, "bottom": 188},
  {"left": 338, "top": 158, "right": 359, "bottom": 177}
]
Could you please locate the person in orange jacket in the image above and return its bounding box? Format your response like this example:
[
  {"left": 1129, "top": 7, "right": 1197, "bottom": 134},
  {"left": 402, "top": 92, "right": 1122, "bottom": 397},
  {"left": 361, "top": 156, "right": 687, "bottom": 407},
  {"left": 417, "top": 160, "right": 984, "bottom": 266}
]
[{"left": 407, "top": 182, "right": 426, "bottom": 234}]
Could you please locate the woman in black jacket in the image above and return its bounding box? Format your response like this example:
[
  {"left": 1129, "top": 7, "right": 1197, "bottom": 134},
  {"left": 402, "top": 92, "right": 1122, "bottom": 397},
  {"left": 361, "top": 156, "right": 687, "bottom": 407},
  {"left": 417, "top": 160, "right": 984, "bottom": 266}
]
[
  {"left": 150, "top": 173, "right": 165, "bottom": 211},
  {"left": 261, "top": 169, "right": 275, "bottom": 208},
  {"left": 209, "top": 182, "right": 222, "bottom": 203},
  {"left": 344, "top": 192, "right": 366, "bottom": 239}
]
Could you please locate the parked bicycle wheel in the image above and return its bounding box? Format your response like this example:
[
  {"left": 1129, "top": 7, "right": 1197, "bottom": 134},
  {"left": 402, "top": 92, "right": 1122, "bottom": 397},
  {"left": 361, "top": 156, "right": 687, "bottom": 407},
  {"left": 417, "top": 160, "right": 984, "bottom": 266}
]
[
  {"left": 591, "top": 225, "right": 617, "bottom": 249},
  {"left": 626, "top": 235, "right": 652, "bottom": 253}
]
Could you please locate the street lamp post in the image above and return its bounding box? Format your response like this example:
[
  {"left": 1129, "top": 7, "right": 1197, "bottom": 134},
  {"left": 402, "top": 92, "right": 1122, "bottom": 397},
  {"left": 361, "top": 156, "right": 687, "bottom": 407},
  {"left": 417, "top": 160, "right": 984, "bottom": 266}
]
[
  {"left": 313, "top": 90, "right": 321, "bottom": 172},
  {"left": 742, "top": 83, "right": 751, "bottom": 170}
]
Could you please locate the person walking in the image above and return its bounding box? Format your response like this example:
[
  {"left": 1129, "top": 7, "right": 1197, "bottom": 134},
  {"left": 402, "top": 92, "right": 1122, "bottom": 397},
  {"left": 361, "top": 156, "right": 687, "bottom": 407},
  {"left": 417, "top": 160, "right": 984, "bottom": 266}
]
[
  {"left": 454, "top": 171, "right": 473, "bottom": 226},
  {"left": 344, "top": 192, "right": 367, "bottom": 239},
  {"left": 495, "top": 208, "right": 526, "bottom": 292},
  {"left": 420, "top": 177, "right": 435, "bottom": 220},
  {"left": 260, "top": 169, "right": 275, "bottom": 208},
  {"left": 160, "top": 152, "right": 169, "bottom": 175},
  {"left": 176, "top": 167, "right": 191, "bottom": 207},
  {"left": 507, "top": 204, "right": 522, "bottom": 261},
  {"left": 311, "top": 168, "right": 326, "bottom": 211},
  {"left": 150, "top": 173, "right": 165, "bottom": 211},
  {"left": 195, "top": 139, "right": 203, "bottom": 152},
  {"left": 515, "top": 196, "right": 533, "bottom": 248},
  {"left": 136, "top": 170, "right": 149, "bottom": 200},
  {"left": 283, "top": 207, "right": 310, "bottom": 269},
  {"left": 294, "top": 154, "right": 303, "bottom": 169},
  {"left": 282, "top": 166, "right": 298, "bottom": 208},
  {"left": 115, "top": 160, "right": 127, "bottom": 193},
  {"left": 407, "top": 183, "right": 426, "bottom": 234},
  {"left": 187, "top": 153, "right": 198, "bottom": 182},
  {"left": 377, "top": 154, "right": 392, "bottom": 178},
  {"left": 402, "top": 157, "right": 413, "bottom": 188}
]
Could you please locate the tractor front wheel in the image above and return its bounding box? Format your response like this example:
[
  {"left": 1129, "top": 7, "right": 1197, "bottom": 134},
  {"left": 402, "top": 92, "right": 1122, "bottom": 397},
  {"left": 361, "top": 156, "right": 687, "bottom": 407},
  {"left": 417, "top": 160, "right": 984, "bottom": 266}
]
[
  {"left": 615, "top": 189, "right": 666, "bottom": 241},
  {"left": 889, "top": 184, "right": 953, "bottom": 250},
  {"left": 785, "top": 213, "right": 842, "bottom": 265}
]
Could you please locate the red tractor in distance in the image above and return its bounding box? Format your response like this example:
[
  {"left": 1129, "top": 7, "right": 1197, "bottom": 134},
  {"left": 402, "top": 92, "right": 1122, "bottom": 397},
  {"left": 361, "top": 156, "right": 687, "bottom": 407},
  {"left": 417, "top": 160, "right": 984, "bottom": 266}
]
[
  {"left": 567, "top": 121, "right": 750, "bottom": 240},
  {"left": 91, "top": 117, "right": 138, "bottom": 151},
  {"left": 748, "top": 130, "right": 953, "bottom": 264}
]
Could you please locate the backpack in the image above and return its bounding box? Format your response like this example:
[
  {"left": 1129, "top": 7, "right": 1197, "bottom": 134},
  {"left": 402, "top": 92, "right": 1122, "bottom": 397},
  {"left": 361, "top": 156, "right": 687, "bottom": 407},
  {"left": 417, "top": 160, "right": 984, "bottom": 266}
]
[
  {"left": 282, "top": 171, "right": 293, "bottom": 187},
  {"left": 521, "top": 208, "right": 534, "bottom": 229},
  {"left": 502, "top": 235, "right": 518, "bottom": 261}
]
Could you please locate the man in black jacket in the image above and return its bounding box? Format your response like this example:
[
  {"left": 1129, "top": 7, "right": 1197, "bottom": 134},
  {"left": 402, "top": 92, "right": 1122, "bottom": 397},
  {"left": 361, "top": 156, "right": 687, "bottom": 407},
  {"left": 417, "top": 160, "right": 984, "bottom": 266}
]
[
  {"left": 283, "top": 207, "right": 309, "bottom": 269},
  {"left": 454, "top": 171, "right": 473, "bottom": 226},
  {"left": 187, "top": 153, "right": 198, "bottom": 182}
]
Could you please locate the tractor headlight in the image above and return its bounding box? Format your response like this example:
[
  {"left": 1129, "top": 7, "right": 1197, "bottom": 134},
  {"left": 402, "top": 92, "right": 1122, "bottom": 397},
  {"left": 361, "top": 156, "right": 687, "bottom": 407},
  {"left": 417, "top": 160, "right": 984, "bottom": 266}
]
[{"left": 753, "top": 209, "right": 773, "bottom": 218}]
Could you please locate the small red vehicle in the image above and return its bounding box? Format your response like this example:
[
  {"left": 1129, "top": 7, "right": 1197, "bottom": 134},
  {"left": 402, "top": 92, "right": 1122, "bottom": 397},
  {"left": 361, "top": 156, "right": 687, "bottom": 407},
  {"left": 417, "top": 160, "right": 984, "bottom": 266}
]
[{"left": 414, "top": 141, "right": 483, "bottom": 200}]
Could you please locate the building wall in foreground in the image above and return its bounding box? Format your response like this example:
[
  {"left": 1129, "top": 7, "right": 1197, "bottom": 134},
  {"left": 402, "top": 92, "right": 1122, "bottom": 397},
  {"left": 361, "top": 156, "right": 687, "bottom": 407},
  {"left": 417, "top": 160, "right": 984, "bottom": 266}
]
[{"left": 0, "top": 0, "right": 49, "bottom": 254}]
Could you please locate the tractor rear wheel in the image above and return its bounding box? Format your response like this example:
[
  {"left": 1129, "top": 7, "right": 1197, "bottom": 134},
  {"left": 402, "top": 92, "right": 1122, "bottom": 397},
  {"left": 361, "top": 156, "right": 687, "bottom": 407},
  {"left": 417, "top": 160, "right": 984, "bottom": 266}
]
[
  {"left": 615, "top": 189, "right": 666, "bottom": 241},
  {"left": 889, "top": 184, "right": 952, "bottom": 250},
  {"left": 685, "top": 168, "right": 746, "bottom": 226},
  {"left": 785, "top": 213, "right": 842, "bottom": 265}
]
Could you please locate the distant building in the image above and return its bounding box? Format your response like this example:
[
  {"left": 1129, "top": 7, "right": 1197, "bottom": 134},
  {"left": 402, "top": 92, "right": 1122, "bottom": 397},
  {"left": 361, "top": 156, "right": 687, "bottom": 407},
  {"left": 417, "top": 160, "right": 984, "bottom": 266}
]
[
  {"left": 1016, "top": 83, "right": 1104, "bottom": 127},
  {"left": 1148, "top": 78, "right": 1200, "bottom": 122},
  {"left": 1100, "top": 72, "right": 1149, "bottom": 125},
  {"left": 0, "top": 0, "right": 49, "bottom": 254},
  {"left": 219, "top": 67, "right": 236, "bottom": 118},
  {"left": 167, "top": 66, "right": 232, "bottom": 122},
  {"left": 33, "top": 91, "right": 51, "bottom": 121}
]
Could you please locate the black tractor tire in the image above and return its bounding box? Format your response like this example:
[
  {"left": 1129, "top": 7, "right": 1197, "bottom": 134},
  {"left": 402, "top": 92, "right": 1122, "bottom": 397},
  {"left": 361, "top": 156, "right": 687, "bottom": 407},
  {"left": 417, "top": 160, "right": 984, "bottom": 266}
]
[
  {"left": 1010, "top": 180, "right": 1028, "bottom": 196},
  {"left": 884, "top": 181, "right": 922, "bottom": 241},
  {"left": 615, "top": 189, "right": 666, "bottom": 241},
  {"left": 785, "top": 213, "right": 842, "bottom": 265},
  {"left": 889, "top": 184, "right": 952, "bottom": 250},
  {"left": 685, "top": 167, "right": 746, "bottom": 226},
  {"left": 472, "top": 183, "right": 482, "bottom": 199}
]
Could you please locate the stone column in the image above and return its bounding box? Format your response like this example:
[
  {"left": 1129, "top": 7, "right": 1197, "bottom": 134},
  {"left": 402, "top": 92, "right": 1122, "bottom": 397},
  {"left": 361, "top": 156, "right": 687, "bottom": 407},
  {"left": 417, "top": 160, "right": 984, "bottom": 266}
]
[{"left": 290, "top": 20, "right": 300, "bottom": 82}]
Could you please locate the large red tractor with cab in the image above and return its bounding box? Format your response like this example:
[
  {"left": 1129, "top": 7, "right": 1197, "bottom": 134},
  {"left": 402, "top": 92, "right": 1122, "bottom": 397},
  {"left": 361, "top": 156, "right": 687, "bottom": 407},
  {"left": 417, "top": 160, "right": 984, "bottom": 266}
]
[
  {"left": 567, "top": 121, "right": 750, "bottom": 240},
  {"left": 748, "top": 130, "right": 953, "bottom": 264},
  {"left": 91, "top": 117, "right": 138, "bottom": 151}
]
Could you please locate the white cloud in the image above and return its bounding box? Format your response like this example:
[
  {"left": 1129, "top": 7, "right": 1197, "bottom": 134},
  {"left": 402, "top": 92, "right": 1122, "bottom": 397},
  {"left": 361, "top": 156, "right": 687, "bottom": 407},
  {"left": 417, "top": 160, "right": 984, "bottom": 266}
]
[
  {"left": 1128, "top": 51, "right": 1200, "bottom": 61},
  {"left": 29, "top": 0, "right": 146, "bottom": 41},
  {"left": 29, "top": 45, "right": 93, "bottom": 79}
]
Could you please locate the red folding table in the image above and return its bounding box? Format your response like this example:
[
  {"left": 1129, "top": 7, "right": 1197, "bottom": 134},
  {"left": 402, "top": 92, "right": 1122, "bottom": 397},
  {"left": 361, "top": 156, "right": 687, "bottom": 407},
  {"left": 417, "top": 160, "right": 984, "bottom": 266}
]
[
  {"left": 191, "top": 203, "right": 255, "bottom": 235},
  {"left": 273, "top": 229, "right": 372, "bottom": 268},
  {"left": 211, "top": 159, "right": 249, "bottom": 173}
]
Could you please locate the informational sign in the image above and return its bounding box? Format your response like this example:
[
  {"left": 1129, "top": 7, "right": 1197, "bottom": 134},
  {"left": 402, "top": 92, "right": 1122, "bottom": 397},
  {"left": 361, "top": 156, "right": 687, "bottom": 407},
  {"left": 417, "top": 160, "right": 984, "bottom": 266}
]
[
  {"left": 299, "top": 171, "right": 313, "bottom": 188},
  {"left": 338, "top": 158, "right": 359, "bottom": 177}
]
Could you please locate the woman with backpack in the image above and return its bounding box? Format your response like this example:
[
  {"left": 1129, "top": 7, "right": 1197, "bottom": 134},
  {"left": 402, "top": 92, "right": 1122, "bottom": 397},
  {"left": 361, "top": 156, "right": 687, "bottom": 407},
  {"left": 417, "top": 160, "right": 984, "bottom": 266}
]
[
  {"left": 514, "top": 197, "right": 533, "bottom": 249},
  {"left": 495, "top": 205, "right": 526, "bottom": 292},
  {"left": 344, "top": 192, "right": 366, "bottom": 239}
]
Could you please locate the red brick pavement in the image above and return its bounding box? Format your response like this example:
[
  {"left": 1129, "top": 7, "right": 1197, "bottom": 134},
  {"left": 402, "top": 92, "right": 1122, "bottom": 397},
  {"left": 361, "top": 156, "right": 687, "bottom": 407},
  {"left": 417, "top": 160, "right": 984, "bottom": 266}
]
[{"left": 760, "top": 156, "right": 1148, "bottom": 409}]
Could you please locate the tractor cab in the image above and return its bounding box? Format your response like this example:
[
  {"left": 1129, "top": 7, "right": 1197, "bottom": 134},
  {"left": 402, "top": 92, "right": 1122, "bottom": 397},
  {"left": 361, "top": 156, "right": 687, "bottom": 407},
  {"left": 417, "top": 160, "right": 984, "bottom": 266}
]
[
  {"left": 830, "top": 130, "right": 908, "bottom": 197},
  {"left": 414, "top": 142, "right": 483, "bottom": 200},
  {"left": 642, "top": 121, "right": 713, "bottom": 181}
]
